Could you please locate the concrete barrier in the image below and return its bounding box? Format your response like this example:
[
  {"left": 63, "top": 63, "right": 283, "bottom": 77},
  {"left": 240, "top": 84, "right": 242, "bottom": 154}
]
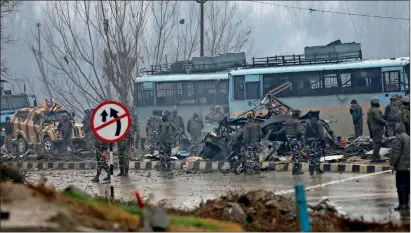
[{"left": 3, "top": 161, "right": 391, "bottom": 174}]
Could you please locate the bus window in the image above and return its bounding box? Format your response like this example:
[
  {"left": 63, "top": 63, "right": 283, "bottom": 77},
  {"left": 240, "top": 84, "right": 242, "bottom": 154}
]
[
  {"left": 218, "top": 81, "right": 229, "bottom": 103},
  {"left": 352, "top": 68, "right": 381, "bottom": 93},
  {"left": 156, "top": 82, "right": 175, "bottom": 105},
  {"left": 405, "top": 70, "right": 410, "bottom": 91},
  {"left": 175, "top": 82, "right": 196, "bottom": 105},
  {"left": 245, "top": 82, "right": 260, "bottom": 99},
  {"left": 339, "top": 71, "right": 353, "bottom": 93},
  {"left": 0, "top": 97, "right": 10, "bottom": 111},
  {"left": 383, "top": 71, "right": 400, "bottom": 92},
  {"left": 135, "top": 83, "right": 154, "bottom": 106},
  {"left": 196, "top": 81, "right": 218, "bottom": 105},
  {"left": 233, "top": 76, "right": 245, "bottom": 100}
]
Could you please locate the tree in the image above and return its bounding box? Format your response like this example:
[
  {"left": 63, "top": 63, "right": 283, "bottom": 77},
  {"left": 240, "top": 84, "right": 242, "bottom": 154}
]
[
  {"left": 35, "top": 1, "right": 148, "bottom": 116},
  {"left": 204, "top": 1, "right": 253, "bottom": 57},
  {"left": 0, "top": 0, "right": 21, "bottom": 79}
]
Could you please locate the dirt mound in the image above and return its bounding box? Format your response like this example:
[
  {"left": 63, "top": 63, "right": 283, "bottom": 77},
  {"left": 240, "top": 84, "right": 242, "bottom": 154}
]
[
  {"left": 167, "top": 190, "right": 410, "bottom": 232},
  {"left": 0, "top": 164, "right": 25, "bottom": 183},
  {"left": 0, "top": 181, "right": 243, "bottom": 232}
]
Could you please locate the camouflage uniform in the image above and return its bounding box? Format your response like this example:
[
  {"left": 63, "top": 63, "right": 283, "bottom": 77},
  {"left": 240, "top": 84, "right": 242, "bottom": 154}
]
[
  {"left": 82, "top": 110, "right": 93, "bottom": 150},
  {"left": 158, "top": 115, "right": 175, "bottom": 170},
  {"left": 131, "top": 114, "right": 140, "bottom": 149},
  {"left": 304, "top": 110, "right": 325, "bottom": 175},
  {"left": 187, "top": 113, "right": 204, "bottom": 145},
  {"left": 58, "top": 116, "right": 74, "bottom": 152},
  {"left": 367, "top": 97, "right": 387, "bottom": 161},
  {"left": 117, "top": 130, "right": 133, "bottom": 176},
  {"left": 171, "top": 110, "right": 185, "bottom": 147},
  {"left": 384, "top": 97, "right": 399, "bottom": 137},
  {"left": 241, "top": 114, "right": 262, "bottom": 173},
  {"left": 146, "top": 109, "right": 162, "bottom": 154},
  {"left": 285, "top": 110, "right": 303, "bottom": 175},
  {"left": 91, "top": 135, "right": 110, "bottom": 182},
  {"left": 397, "top": 97, "right": 410, "bottom": 136},
  {"left": 349, "top": 100, "right": 363, "bottom": 138},
  {"left": 4, "top": 117, "right": 13, "bottom": 153}
]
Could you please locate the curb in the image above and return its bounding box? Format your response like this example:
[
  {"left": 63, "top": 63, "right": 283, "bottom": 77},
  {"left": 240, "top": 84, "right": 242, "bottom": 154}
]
[{"left": 2, "top": 161, "right": 391, "bottom": 173}]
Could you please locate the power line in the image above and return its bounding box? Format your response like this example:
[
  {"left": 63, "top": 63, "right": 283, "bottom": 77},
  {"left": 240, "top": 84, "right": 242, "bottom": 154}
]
[{"left": 253, "top": 1, "right": 410, "bottom": 21}]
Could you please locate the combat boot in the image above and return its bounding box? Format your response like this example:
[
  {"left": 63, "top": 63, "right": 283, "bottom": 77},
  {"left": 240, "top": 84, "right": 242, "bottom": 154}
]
[
  {"left": 117, "top": 168, "right": 124, "bottom": 176},
  {"left": 103, "top": 174, "right": 110, "bottom": 181},
  {"left": 91, "top": 170, "right": 101, "bottom": 182},
  {"left": 394, "top": 190, "right": 406, "bottom": 211},
  {"left": 124, "top": 167, "right": 129, "bottom": 176}
]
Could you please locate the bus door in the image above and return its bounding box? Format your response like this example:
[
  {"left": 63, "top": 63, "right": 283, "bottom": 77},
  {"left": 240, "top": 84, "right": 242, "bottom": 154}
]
[{"left": 244, "top": 75, "right": 262, "bottom": 114}]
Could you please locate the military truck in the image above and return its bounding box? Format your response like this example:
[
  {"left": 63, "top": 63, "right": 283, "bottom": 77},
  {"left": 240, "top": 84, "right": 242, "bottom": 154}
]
[{"left": 10, "top": 106, "right": 86, "bottom": 154}]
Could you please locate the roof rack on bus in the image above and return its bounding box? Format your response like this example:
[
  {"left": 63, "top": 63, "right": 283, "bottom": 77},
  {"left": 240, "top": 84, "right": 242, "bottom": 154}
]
[
  {"left": 248, "top": 50, "right": 362, "bottom": 68},
  {"left": 142, "top": 53, "right": 247, "bottom": 75}
]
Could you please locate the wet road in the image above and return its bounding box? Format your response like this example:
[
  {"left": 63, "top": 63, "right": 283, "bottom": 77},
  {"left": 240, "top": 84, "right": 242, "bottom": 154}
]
[{"left": 25, "top": 170, "right": 405, "bottom": 222}]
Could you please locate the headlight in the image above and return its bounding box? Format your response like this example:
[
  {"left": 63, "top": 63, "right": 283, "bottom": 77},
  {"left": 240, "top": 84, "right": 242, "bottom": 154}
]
[{"left": 1, "top": 128, "right": 4, "bottom": 131}]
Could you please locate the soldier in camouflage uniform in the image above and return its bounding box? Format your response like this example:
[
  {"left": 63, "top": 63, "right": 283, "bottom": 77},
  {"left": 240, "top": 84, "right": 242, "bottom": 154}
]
[
  {"left": 285, "top": 109, "right": 304, "bottom": 175},
  {"left": 241, "top": 114, "right": 262, "bottom": 173},
  {"left": 304, "top": 110, "right": 325, "bottom": 175},
  {"left": 367, "top": 97, "right": 387, "bottom": 161},
  {"left": 131, "top": 113, "right": 140, "bottom": 149},
  {"left": 146, "top": 109, "right": 162, "bottom": 154},
  {"left": 158, "top": 115, "right": 175, "bottom": 170},
  {"left": 91, "top": 135, "right": 110, "bottom": 182},
  {"left": 397, "top": 96, "right": 410, "bottom": 136},
  {"left": 82, "top": 109, "right": 93, "bottom": 150},
  {"left": 117, "top": 125, "right": 134, "bottom": 176},
  {"left": 384, "top": 96, "right": 399, "bottom": 137}
]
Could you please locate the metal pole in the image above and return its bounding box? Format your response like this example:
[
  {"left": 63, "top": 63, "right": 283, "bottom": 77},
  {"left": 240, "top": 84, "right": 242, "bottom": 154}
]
[
  {"left": 109, "top": 143, "right": 114, "bottom": 198},
  {"left": 200, "top": 1, "right": 204, "bottom": 57}
]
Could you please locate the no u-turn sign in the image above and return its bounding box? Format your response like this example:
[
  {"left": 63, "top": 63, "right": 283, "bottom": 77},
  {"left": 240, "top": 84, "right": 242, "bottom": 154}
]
[{"left": 90, "top": 100, "right": 131, "bottom": 143}]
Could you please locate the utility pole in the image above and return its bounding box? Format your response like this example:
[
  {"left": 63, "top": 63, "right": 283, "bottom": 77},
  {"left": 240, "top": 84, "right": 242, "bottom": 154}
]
[
  {"left": 31, "top": 23, "right": 54, "bottom": 105},
  {"left": 196, "top": 0, "right": 207, "bottom": 57}
]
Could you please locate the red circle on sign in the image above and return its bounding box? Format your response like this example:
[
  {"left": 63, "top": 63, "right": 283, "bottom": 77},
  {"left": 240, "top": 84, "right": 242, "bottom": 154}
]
[{"left": 90, "top": 100, "right": 132, "bottom": 143}]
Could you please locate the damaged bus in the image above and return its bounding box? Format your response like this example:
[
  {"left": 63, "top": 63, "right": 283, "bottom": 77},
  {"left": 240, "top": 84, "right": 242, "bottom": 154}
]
[{"left": 229, "top": 45, "right": 409, "bottom": 137}]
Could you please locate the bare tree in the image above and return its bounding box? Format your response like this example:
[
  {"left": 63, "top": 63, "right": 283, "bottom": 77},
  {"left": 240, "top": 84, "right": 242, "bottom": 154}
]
[
  {"left": 204, "top": 1, "right": 253, "bottom": 56},
  {"left": 143, "top": 1, "right": 179, "bottom": 67},
  {"left": 0, "top": 0, "right": 21, "bottom": 79},
  {"left": 33, "top": 1, "right": 147, "bottom": 116}
]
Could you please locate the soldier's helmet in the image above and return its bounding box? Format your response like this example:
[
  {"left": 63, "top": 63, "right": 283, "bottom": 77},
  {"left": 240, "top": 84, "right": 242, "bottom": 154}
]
[
  {"left": 193, "top": 112, "right": 198, "bottom": 116},
  {"left": 402, "top": 96, "right": 410, "bottom": 104},
  {"left": 370, "top": 97, "right": 380, "bottom": 104},
  {"left": 390, "top": 95, "right": 397, "bottom": 101},
  {"left": 162, "top": 115, "right": 168, "bottom": 122},
  {"left": 292, "top": 109, "right": 301, "bottom": 116},
  {"left": 214, "top": 105, "right": 221, "bottom": 111},
  {"left": 5, "top": 116, "right": 10, "bottom": 121},
  {"left": 172, "top": 110, "right": 177, "bottom": 115},
  {"left": 164, "top": 110, "right": 171, "bottom": 116},
  {"left": 310, "top": 110, "right": 320, "bottom": 117},
  {"left": 350, "top": 99, "right": 357, "bottom": 104}
]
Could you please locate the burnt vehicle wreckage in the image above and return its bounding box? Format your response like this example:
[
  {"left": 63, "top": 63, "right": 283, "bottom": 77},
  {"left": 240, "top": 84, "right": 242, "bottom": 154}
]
[{"left": 197, "top": 82, "right": 377, "bottom": 172}]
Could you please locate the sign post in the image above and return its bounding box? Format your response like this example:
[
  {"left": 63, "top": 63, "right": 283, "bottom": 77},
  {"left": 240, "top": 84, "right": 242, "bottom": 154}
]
[{"left": 91, "top": 100, "right": 131, "bottom": 199}]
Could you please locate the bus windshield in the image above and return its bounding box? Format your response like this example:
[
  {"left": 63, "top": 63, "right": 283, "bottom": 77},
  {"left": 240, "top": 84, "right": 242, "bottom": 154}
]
[{"left": 0, "top": 95, "right": 30, "bottom": 111}]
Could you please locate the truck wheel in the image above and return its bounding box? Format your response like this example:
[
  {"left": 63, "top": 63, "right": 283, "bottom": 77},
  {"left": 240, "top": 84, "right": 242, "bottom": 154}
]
[
  {"left": 42, "top": 137, "right": 54, "bottom": 152},
  {"left": 17, "top": 138, "right": 27, "bottom": 154}
]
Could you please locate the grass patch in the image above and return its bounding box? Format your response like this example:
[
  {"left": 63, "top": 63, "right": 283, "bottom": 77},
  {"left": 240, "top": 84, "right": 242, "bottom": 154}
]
[{"left": 170, "top": 216, "right": 222, "bottom": 231}]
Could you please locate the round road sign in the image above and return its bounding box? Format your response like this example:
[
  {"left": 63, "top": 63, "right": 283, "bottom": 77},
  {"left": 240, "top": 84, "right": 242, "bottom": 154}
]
[{"left": 90, "top": 100, "right": 131, "bottom": 143}]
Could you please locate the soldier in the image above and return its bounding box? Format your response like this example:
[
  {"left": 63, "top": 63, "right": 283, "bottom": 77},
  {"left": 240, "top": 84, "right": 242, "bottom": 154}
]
[
  {"left": 82, "top": 109, "right": 93, "bottom": 150},
  {"left": 117, "top": 123, "right": 134, "bottom": 176},
  {"left": 58, "top": 115, "right": 74, "bottom": 152},
  {"left": 91, "top": 136, "right": 110, "bottom": 182},
  {"left": 390, "top": 123, "right": 410, "bottom": 211},
  {"left": 131, "top": 113, "right": 140, "bottom": 149},
  {"left": 384, "top": 96, "right": 399, "bottom": 137},
  {"left": 187, "top": 113, "right": 204, "bottom": 145},
  {"left": 205, "top": 105, "right": 225, "bottom": 123},
  {"left": 349, "top": 99, "right": 363, "bottom": 138},
  {"left": 158, "top": 115, "right": 175, "bottom": 170},
  {"left": 146, "top": 109, "right": 161, "bottom": 154},
  {"left": 367, "top": 97, "right": 387, "bottom": 161},
  {"left": 285, "top": 109, "right": 304, "bottom": 175},
  {"left": 163, "top": 110, "right": 171, "bottom": 118},
  {"left": 241, "top": 113, "right": 262, "bottom": 173},
  {"left": 171, "top": 110, "right": 185, "bottom": 146},
  {"left": 397, "top": 96, "right": 410, "bottom": 135},
  {"left": 304, "top": 110, "right": 325, "bottom": 175},
  {"left": 4, "top": 116, "right": 13, "bottom": 153}
]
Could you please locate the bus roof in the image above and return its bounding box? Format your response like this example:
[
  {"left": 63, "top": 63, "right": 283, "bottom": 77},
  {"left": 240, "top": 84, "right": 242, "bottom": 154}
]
[
  {"left": 230, "top": 57, "right": 410, "bottom": 76},
  {"left": 135, "top": 72, "right": 228, "bottom": 83}
]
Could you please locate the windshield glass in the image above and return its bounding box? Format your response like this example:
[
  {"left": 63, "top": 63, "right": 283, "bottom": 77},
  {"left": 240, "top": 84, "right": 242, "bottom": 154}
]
[{"left": 44, "top": 111, "right": 70, "bottom": 122}]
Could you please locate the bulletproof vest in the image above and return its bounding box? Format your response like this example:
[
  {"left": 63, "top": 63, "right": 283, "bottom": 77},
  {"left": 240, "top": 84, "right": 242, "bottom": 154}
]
[
  {"left": 285, "top": 118, "right": 301, "bottom": 139},
  {"left": 305, "top": 118, "right": 320, "bottom": 139},
  {"left": 243, "top": 121, "right": 261, "bottom": 144},
  {"left": 172, "top": 116, "right": 184, "bottom": 129},
  {"left": 387, "top": 104, "right": 399, "bottom": 121},
  {"left": 159, "top": 121, "right": 173, "bottom": 142}
]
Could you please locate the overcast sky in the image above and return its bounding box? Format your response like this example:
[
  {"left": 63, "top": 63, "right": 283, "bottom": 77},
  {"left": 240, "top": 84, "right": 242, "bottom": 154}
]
[{"left": 1, "top": 1, "right": 410, "bottom": 98}]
